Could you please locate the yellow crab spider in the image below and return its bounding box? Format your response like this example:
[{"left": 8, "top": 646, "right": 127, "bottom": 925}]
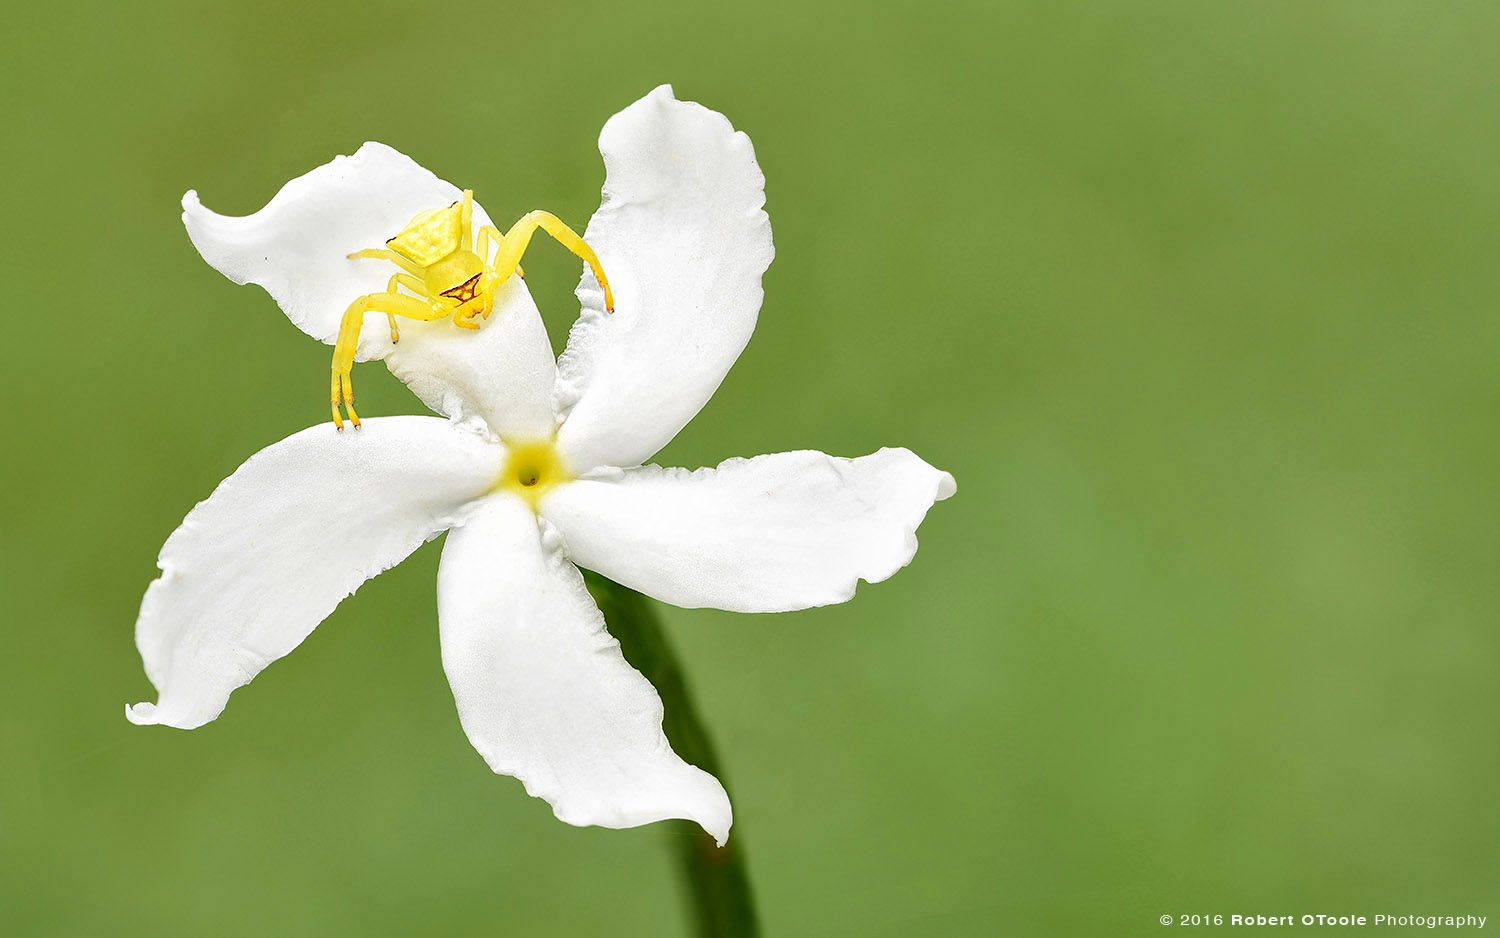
[{"left": 331, "top": 190, "right": 615, "bottom": 429}]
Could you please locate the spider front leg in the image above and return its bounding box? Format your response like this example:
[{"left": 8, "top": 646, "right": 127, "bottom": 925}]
[
  {"left": 350, "top": 249, "right": 431, "bottom": 342},
  {"left": 384, "top": 272, "right": 429, "bottom": 342},
  {"left": 330, "top": 292, "right": 450, "bottom": 429},
  {"left": 484, "top": 211, "right": 614, "bottom": 312},
  {"left": 475, "top": 226, "right": 522, "bottom": 281}
]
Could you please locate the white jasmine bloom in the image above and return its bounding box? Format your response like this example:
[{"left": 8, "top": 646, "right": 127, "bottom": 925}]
[{"left": 128, "top": 86, "right": 955, "bottom": 845}]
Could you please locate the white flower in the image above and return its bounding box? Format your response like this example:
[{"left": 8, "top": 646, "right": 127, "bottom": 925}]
[{"left": 127, "top": 85, "right": 955, "bottom": 846}]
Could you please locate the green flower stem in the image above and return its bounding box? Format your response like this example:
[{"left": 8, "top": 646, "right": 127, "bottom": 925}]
[{"left": 584, "top": 572, "right": 759, "bottom": 938}]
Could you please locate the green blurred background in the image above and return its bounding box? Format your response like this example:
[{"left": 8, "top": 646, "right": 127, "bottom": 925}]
[{"left": 2, "top": 0, "right": 1496, "bottom": 934}]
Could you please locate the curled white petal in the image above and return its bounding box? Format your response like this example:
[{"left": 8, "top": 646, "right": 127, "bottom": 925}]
[
  {"left": 183, "top": 142, "right": 492, "bottom": 349},
  {"left": 184, "top": 143, "right": 558, "bottom": 436},
  {"left": 437, "top": 495, "right": 731, "bottom": 844},
  {"left": 555, "top": 85, "right": 775, "bottom": 473},
  {"left": 542, "top": 449, "right": 956, "bottom": 613},
  {"left": 127, "top": 417, "right": 502, "bottom": 729}
]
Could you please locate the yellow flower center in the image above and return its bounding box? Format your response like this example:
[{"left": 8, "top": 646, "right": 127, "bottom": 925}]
[{"left": 498, "top": 439, "right": 569, "bottom": 509}]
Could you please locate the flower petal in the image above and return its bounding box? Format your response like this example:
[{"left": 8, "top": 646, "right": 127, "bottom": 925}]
[
  {"left": 183, "top": 142, "right": 489, "bottom": 348},
  {"left": 542, "top": 449, "right": 956, "bottom": 613},
  {"left": 183, "top": 143, "right": 557, "bottom": 437},
  {"left": 554, "top": 85, "right": 775, "bottom": 473},
  {"left": 127, "top": 417, "right": 502, "bottom": 730},
  {"left": 437, "top": 494, "right": 731, "bottom": 844},
  {"left": 382, "top": 278, "right": 559, "bottom": 441}
]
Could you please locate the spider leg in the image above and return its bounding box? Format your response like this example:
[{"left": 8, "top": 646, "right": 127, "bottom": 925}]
[
  {"left": 384, "top": 273, "right": 429, "bottom": 342},
  {"left": 476, "top": 224, "right": 499, "bottom": 266},
  {"left": 459, "top": 190, "right": 474, "bottom": 252},
  {"left": 492, "top": 212, "right": 613, "bottom": 311},
  {"left": 330, "top": 292, "right": 450, "bottom": 429},
  {"left": 348, "top": 247, "right": 423, "bottom": 277},
  {"left": 477, "top": 225, "right": 524, "bottom": 283}
]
